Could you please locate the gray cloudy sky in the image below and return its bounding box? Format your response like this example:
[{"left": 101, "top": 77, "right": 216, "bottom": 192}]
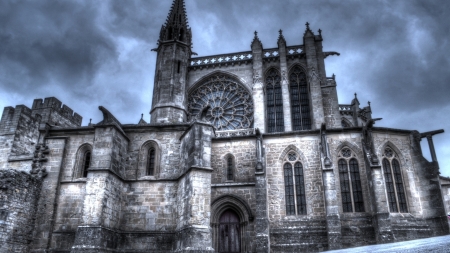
[{"left": 1, "top": 0, "right": 449, "bottom": 176}]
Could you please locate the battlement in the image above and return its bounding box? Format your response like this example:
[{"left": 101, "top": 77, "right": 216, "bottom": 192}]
[
  {"left": 0, "top": 105, "right": 36, "bottom": 135},
  {"left": 32, "top": 97, "right": 82, "bottom": 126}
]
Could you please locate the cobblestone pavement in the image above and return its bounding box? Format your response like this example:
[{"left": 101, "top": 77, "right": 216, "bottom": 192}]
[{"left": 325, "top": 235, "right": 450, "bottom": 253}]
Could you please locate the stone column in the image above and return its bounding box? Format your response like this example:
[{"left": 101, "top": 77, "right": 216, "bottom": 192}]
[
  {"left": 176, "top": 121, "right": 215, "bottom": 252},
  {"left": 278, "top": 31, "right": 292, "bottom": 132},
  {"left": 251, "top": 32, "right": 266, "bottom": 133},
  {"left": 303, "top": 25, "right": 325, "bottom": 130},
  {"left": 254, "top": 130, "right": 270, "bottom": 252},
  {"left": 72, "top": 109, "right": 128, "bottom": 253},
  {"left": 320, "top": 126, "right": 341, "bottom": 249},
  {"left": 368, "top": 164, "right": 394, "bottom": 243},
  {"left": 322, "top": 168, "right": 342, "bottom": 250}
]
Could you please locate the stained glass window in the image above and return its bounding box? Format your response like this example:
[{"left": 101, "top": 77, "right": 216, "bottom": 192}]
[
  {"left": 339, "top": 159, "right": 352, "bottom": 212},
  {"left": 294, "top": 162, "right": 306, "bottom": 215},
  {"left": 339, "top": 149, "right": 365, "bottom": 213},
  {"left": 383, "top": 148, "right": 408, "bottom": 213},
  {"left": 188, "top": 74, "right": 253, "bottom": 130},
  {"left": 349, "top": 159, "right": 364, "bottom": 212},
  {"left": 289, "top": 66, "right": 311, "bottom": 130},
  {"left": 284, "top": 163, "right": 295, "bottom": 215},
  {"left": 283, "top": 152, "right": 307, "bottom": 216},
  {"left": 266, "top": 69, "right": 284, "bottom": 133}
]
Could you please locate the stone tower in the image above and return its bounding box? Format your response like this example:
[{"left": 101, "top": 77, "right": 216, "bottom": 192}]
[{"left": 150, "top": 0, "right": 192, "bottom": 123}]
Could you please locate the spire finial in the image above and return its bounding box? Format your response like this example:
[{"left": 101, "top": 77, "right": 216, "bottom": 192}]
[
  {"left": 141, "top": 113, "right": 143, "bottom": 119},
  {"left": 332, "top": 73, "right": 335, "bottom": 80},
  {"left": 368, "top": 101, "right": 371, "bottom": 106},
  {"left": 89, "top": 118, "right": 92, "bottom": 124},
  {"left": 279, "top": 29, "right": 282, "bottom": 35},
  {"left": 354, "top": 93, "right": 357, "bottom": 99},
  {"left": 254, "top": 31, "right": 258, "bottom": 37},
  {"left": 306, "top": 22, "right": 310, "bottom": 30},
  {"left": 318, "top": 29, "right": 322, "bottom": 35}
]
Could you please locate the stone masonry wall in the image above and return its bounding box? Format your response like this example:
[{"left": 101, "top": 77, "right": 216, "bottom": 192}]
[
  {"left": 126, "top": 129, "right": 183, "bottom": 180},
  {"left": 264, "top": 134, "right": 328, "bottom": 252},
  {"left": 121, "top": 181, "right": 177, "bottom": 231},
  {"left": 327, "top": 132, "right": 376, "bottom": 248},
  {"left": 0, "top": 170, "right": 43, "bottom": 253},
  {"left": 0, "top": 105, "right": 40, "bottom": 171},
  {"left": 31, "top": 138, "right": 68, "bottom": 252},
  {"left": 211, "top": 138, "right": 256, "bottom": 184}
]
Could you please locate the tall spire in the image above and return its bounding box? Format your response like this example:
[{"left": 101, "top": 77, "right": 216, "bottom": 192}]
[{"left": 159, "top": 0, "right": 192, "bottom": 45}]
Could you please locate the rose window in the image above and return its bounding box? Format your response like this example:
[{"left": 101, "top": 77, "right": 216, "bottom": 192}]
[{"left": 188, "top": 74, "right": 254, "bottom": 130}]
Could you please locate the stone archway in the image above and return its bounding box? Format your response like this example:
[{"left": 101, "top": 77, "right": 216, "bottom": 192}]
[
  {"left": 218, "top": 209, "right": 241, "bottom": 253},
  {"left": 211, "top": 195, "right": 253, "bottom": 253}
]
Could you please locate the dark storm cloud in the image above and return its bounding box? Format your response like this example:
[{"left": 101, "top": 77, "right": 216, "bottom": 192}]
[{"left": 0, "top": 0, "right": 449, "bottom": 175}]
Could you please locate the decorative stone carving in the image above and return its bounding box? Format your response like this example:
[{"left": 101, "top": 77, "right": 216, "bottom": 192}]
[{"left": 188, "top": 74, "right": 254, "bottom": 130}]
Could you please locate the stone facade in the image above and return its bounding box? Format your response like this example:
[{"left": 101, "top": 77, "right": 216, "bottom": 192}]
[{"left": 0, "top": 0, "right": 449, "bottom": 252}]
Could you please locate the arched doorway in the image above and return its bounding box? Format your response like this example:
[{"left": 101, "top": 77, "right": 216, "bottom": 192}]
[{"left": 219, "top": 210, "right": 240, "bottom": 253}]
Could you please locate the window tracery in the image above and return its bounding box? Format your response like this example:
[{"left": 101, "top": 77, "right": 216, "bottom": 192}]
[
  {"left": 283, "top": 151, "right": 306, "bottom": 215},
  {"left": 382, "top": 147, "right": 408, "bottom": 213},
  {"left": 338, "top": 148, "right": 364, "bottom": 212},
  {"left": 289, "top": 66, "right": 311, "bottom": 130},
  {"left": 188, "top": 74, "right": 253, "bottom": 130},
  {"left": 266, "top": 69, "right": 284, "bottom": 133}
]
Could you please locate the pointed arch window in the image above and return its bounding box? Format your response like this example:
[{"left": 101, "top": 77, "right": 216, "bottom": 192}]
[
  {"left": 139, "top": 141, "right": 160, "bottom": 178},
  {"left": 266, "top": 69, "right": 284, "bottom": 133},
  {"left": 82, "top": 151, "right": 91, "bottom": 178},
  {"left": 382, "top": 147, "right": 408, "bottom": 213},
  {"left": 289, "top": 66, "right": 311, "bottom": 130},
  {"left": 338, "top": 148, "right": 364, "bottom": 212},
  {"left": 75, "top": 144, "right": 92, "bottom": 179},
  {"left": 283, "top": 152, "right": 306, "bottom": 215},
  {"left": 226, "top": 155, "right": 234, "bottom": 181}
]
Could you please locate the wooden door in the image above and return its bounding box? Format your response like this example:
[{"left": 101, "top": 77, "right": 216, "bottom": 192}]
[{"left": 219, "top": 210, "right": 240, "bottom": 253}]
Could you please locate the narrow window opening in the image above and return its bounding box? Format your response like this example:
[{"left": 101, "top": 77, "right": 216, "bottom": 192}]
[
  {"left": 179, "top": 29, "right": 184, "bottom": 41},
  {"left": 383, "top": 158, "right": 398, "bottom": 212},
  {"left": 177, "top": 61, "right": 181, "bottom": 73},
  {"left": 294, "top": 162, "right": 306, "bottom": 215},
  {"left": 339, "top": 151, "right": 365, "bottom": 213},
  {"left": 350, "top": 158, "right": 364, "bottom": 212},
  {"left": 339, "top": 159, "right": 352, "bottom": 212},
  {"left": 383, "top": 151, "right": 408, "bottom": 213},
  {"left": 168, "top": 27, "right": 173, "bottom": 40},
  {"left": 82, "top": 151, "right": 91, "bottom": 178},
  {"left": 266, "top": 69, "right": 284, "bottom": 133},
  {"left": 289, "top": 66, "right": 311, "bottom": 130},
  {"left": 227, "top": 156, "right": 233, "bottom": 181},
  {"left": 284, "top": 163, "right": 295, "bottom": 215},
  {"left": 147, "top": 148, "right": 155, "bottom": 175}
]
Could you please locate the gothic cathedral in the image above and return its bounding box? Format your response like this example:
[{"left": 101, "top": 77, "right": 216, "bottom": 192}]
[{"left": 0, "top": 1, "right": 449, "bottom": 252}]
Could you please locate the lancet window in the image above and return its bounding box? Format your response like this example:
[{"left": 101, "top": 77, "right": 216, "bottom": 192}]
[
  {"left": 188, "top": 74, "right": 254, "bottom": 130},
  {"left": 140, "top": 141, "right": 160, "bottom": 178},
  {"left": 266, "top": 69, "right": 284, "bottom": 133},
  {"left": 147, "top": 148, "right": 156, "bottom": 176},
  {"left": 226, "top": 154, "right": 234, "bottom": 181},
  {"left": 283, "top": 152, "right": 306, "bottom": 215},
  {"left": 382, "top": 147, "right": 408, "bottom": 213},
  {"left": 75, "top": 144, "right": 92, "bottom": 179},
  {"left": 289, "top": 66, "right": 311, "bottom": 130},
  {"left": 338, "top": 148, "right": 364, "bottom": 212}
]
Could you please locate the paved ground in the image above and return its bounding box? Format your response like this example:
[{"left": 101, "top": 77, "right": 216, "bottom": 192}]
[{"left": 325, "top": 235, "right": 450, "bottom": 253}]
